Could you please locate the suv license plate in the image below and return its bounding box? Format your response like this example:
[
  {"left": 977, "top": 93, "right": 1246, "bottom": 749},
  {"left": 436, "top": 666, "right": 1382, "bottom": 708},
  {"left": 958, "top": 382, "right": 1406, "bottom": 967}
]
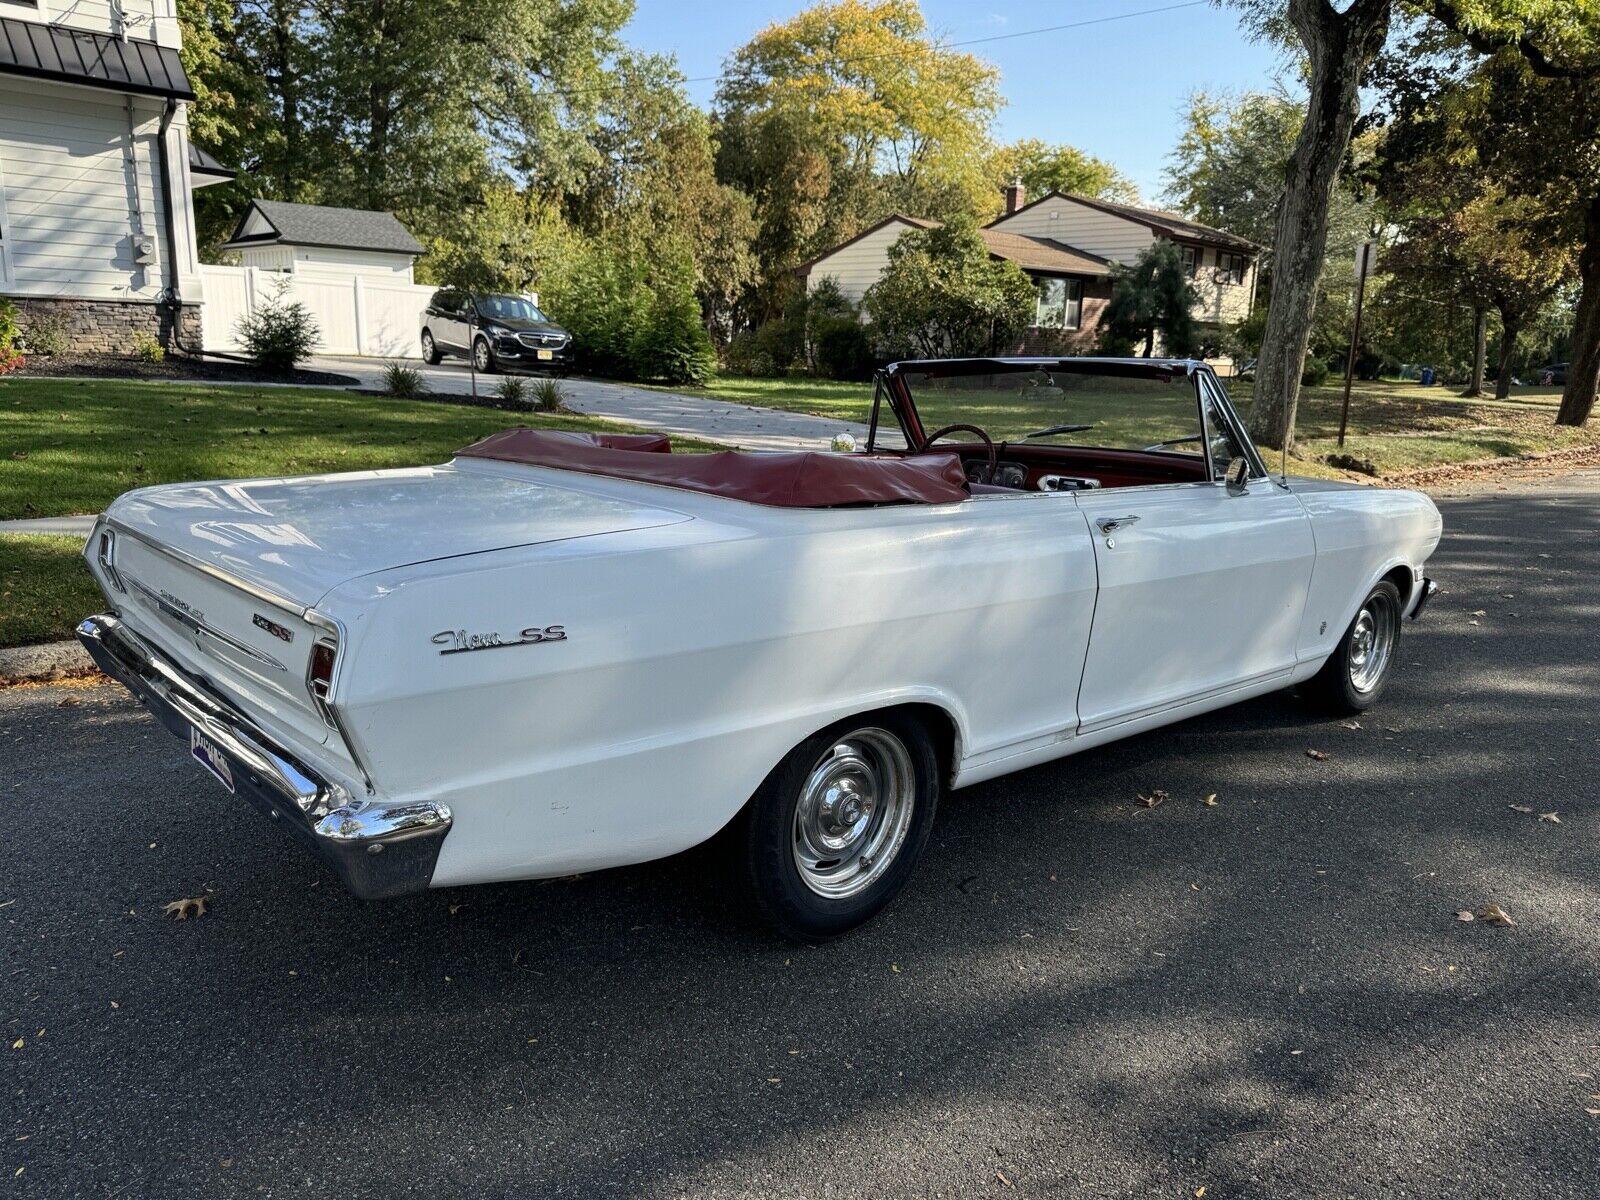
[
  {"left": 536, "top": 349, "right": 554, "bottom": 361},
  {"left": 190, "top": 727, "right": 236, "bottom": 794}
]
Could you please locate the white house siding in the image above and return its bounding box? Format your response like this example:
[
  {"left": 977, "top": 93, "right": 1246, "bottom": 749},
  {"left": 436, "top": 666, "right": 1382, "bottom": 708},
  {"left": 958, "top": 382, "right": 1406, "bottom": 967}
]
[
  {"left": 1187, "top": 245, "right": 1257, "bottom": 324},
  {"left": 234, "top": 245, "right": 295, "bottom": 272},
  {"left": 804, "top": 220, "right": 922, "bottom": 304},
  {"left": 291, "top": 246, "right": 415, "bottom": 282},
  {"left": 0, "top": 77, "right": 177, "bottom": 300},
  {"left": 989, "top": 196, "right": 1155, "bottom": 263},
  {"left": 16, "top": 0, "right": 180, "bottom": 47}
]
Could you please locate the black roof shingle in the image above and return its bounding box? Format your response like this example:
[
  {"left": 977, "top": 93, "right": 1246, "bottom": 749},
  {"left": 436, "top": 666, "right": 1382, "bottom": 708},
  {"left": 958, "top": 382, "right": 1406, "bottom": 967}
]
[{"left": 221, "top": 200, "right": 425, "bottom": 256}]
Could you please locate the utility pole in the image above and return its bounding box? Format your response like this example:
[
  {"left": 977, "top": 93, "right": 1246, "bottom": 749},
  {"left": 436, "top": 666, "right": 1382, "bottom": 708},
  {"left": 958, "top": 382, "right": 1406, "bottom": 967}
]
[{"left": 1338, "top": 241, "right": 1376, "bottom": 448}]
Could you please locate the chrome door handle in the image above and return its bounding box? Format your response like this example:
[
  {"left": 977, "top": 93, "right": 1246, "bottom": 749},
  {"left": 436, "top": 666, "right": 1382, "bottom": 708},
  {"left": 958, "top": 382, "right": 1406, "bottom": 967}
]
[{"left": 1095, "top": 515, "right": 1140, "bottom": 533}]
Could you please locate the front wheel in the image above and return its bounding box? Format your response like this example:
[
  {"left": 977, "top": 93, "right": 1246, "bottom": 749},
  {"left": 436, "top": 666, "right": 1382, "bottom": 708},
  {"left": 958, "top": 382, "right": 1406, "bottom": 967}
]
[
  {"left": 472, "top": 336, "right": 497, "bottom": 374},
  {"left": 736, "top": 714, "right": 939, "bottom": 942},
  {"left": 420, "top": 329, "right": 442, "bottom": 365},
  {"left": 1301, "top": 580, "right": 1403, "bottom": 714}
]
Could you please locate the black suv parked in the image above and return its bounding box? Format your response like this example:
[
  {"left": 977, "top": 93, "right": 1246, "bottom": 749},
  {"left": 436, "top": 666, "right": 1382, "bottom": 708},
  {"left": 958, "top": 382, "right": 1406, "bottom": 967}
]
[{"left": 421, "top": 290, "right": 572, "bottom": 374}]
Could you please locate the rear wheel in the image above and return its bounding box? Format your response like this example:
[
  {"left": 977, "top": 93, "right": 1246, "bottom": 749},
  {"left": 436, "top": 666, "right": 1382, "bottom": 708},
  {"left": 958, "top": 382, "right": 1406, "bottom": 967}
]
[
  {"left": 1301, "top": 581, "right": 1403, "bottom": 714},
  {"left": 736, "top": 713, "right": 939, "bottom": 942},
  {"left": 420, "top": 329, "right": 441, "bottom": 365}
]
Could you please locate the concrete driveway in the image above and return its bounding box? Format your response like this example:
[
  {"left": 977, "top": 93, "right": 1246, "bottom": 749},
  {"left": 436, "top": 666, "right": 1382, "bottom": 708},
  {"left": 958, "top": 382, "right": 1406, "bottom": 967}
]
[
  {"left": 3, "top": 480, "right": 1598, "bottom": 1198},
  {"left": 310, "top": 355, "right": 869, "bottom": 453}
]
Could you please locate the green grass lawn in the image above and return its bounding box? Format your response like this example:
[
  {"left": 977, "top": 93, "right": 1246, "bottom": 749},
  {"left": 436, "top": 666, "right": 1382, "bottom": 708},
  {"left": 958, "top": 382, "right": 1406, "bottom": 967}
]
[
  {"left": 0, "top": 378, "right": 687, "bottom": 521},
  {"left": 0, "top": 534, "right": 100, "bottom": 649},
  {"left": 675, "top": 374, "right": 1596, "bottom": 479}
]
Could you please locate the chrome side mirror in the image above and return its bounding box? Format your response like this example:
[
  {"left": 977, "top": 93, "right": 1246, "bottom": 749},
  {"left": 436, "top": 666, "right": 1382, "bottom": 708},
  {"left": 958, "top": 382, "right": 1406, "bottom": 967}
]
[
  {"left": 830, "top": 432, "right": 858, "bottom": 454},
  {"left": 1225, "top": 455, "right": 1251, "bottom": 494}
]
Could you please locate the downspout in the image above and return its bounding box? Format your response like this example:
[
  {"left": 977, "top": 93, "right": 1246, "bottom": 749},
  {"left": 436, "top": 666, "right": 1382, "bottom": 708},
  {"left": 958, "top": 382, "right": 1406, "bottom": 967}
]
[{"left": 155, "top": 98, "right": 202, "bottom": 357}]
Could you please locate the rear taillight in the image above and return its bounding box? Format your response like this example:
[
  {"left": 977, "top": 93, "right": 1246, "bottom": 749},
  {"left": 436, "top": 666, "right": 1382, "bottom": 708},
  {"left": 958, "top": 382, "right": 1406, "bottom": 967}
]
[
  {"left": 308, "top": 639, "right": 338, "bottom": 725},
  {"left": 97, "top": 529, "right": 126, "bottom": 593}
]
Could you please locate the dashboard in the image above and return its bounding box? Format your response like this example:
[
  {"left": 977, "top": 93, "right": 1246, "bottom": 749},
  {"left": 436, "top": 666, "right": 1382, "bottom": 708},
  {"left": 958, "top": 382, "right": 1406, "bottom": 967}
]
[{"left": 964, "top": 460, "right": 1103, "bottom": 492}]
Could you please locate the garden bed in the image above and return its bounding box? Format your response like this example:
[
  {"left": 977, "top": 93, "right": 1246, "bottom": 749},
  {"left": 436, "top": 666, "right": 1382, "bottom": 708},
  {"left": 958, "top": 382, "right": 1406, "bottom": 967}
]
[{"left": 12, "top": 351, "right": 358, "bottom": 388}]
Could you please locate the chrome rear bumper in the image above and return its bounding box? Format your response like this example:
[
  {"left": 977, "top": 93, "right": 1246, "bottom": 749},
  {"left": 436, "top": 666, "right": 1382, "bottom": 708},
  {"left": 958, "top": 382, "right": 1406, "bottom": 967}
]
[{"left": 78, "top": 614, "right": 451, "bottom": 900}]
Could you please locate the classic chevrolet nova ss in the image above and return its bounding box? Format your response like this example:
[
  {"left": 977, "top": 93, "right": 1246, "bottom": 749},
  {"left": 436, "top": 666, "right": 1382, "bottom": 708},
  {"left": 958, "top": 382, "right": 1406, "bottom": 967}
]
[{"left": 80, "top": 358, "right": 1441, "bottom": 939}]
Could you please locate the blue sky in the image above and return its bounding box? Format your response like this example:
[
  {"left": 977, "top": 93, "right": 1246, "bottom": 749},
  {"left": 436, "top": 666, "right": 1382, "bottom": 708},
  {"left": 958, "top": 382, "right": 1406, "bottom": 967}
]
[{"left": 622, "top": 0, "right": 1292, "bottom": 204}]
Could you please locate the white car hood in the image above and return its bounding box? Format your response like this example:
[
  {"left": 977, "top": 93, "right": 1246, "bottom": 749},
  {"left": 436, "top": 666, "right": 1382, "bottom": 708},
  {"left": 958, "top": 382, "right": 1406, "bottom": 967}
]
[{"left": 106, "top": 460, "right": 692, "bottom": 608}]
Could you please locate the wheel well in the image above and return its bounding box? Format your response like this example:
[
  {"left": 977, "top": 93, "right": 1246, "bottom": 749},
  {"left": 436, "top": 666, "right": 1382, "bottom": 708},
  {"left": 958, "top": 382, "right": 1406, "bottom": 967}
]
[
  {"left": 1382, "top": 565, "right": 1413, "bottom": 609},
  {"left": 883, "top": 702, "right": 961, "bottom": 788}
]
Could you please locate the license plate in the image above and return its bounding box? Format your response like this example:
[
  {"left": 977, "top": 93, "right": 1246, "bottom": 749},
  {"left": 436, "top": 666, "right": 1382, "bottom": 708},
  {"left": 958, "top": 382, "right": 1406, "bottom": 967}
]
[
  {"left": 190, "top": 727, "right": 236, "bottom": 794},
  {"left": 536, "top": 349, "right": 554, "bottom": 361}
]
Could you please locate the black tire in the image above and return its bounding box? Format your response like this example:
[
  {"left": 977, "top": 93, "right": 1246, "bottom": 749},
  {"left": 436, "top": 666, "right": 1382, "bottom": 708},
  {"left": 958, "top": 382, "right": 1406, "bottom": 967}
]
[
  {"left": 735, "top": 712, "right": 940, "bottom": 942},
  {"left": 472, "top": 336, "right": 497, "bottom": 374},
  {"left": 1301, "top": 580, "right": 1403, "bottom": 714},
  {"left": 420, "top": 329, "right": 442, "bottom": 365}
]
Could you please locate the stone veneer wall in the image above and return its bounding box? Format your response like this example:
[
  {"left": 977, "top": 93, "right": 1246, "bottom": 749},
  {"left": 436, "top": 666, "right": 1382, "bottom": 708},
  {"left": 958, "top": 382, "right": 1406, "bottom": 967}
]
[{"left": 8, "top": 297, "right": 202, "bottom": 356}]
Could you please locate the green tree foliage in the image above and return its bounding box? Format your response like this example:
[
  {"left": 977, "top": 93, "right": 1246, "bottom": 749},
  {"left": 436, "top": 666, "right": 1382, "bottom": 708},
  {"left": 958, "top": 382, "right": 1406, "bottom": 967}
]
[
  {"left": 627, "top": 260, "right": 718, "bottom": 385},
  {"left": 863, "top": 218, "right": 1035, "bottom": 359},
  {"left": 715, "top": 0, "right": 1002, "bottom": 316},
  {"left": 1101, "top": 241, "right": 1199, "bottom": 358},
  {"left": 985, "top": 139, "right": 1139, "bottom": 209}
]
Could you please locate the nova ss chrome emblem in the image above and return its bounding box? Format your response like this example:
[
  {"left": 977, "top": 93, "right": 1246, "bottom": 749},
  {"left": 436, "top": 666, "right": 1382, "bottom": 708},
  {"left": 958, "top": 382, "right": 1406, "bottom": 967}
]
[
  {"left": 253, "top": 613, "right": 295, "bottom": 643},
  {"left": 432, "top": 625, "right": 567, "bottom": 655}
]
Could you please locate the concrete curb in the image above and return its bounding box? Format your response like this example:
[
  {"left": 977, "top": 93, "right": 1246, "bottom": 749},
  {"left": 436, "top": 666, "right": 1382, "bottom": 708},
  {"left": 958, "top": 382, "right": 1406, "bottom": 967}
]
[{"left": 0, "top": 639, "right": 95, "bottom": 684}]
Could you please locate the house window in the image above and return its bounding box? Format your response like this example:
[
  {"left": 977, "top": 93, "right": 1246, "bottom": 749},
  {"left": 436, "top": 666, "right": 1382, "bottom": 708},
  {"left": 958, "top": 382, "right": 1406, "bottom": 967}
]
[
  {"left": 1216, "top": 253, "right": 1247, "bottom": 285},
  {"left": 1034, "top": 277, "right": 1082, "bottom": 330},
  {"left": 1179, "top": 245, "right": 1199, "bottom": 277}
]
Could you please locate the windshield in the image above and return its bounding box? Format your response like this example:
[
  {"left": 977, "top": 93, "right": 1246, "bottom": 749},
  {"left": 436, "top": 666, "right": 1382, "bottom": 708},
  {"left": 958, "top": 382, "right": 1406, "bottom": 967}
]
[
  {"left": 476, "top": 295, "right": 549, "bottom": 323},
  {"left": 894, "top": 366, "right": 1206, "bottom": 456}
]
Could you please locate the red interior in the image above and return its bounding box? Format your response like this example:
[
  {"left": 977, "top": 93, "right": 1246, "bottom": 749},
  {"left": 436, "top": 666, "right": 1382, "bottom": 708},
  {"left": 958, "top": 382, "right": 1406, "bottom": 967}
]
[{"left": 943, "top": 443, "right": 1209, "bottom": 489}]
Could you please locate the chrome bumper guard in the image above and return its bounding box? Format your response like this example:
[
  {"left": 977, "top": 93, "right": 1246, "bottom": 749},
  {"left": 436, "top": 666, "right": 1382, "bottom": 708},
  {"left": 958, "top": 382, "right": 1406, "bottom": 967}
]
[
  {"left": 1409, "top": 577, "right": 1439, "bottom": 621},
  {"left": 78, "top": 614, "right": 451, "bottom": 900}
]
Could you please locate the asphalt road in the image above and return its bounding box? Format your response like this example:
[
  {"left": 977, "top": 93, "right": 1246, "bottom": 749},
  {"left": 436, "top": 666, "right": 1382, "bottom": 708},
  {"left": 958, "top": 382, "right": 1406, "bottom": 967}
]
[{"left": 4, "top": 480, "right": 1598, "bottom": 1199}]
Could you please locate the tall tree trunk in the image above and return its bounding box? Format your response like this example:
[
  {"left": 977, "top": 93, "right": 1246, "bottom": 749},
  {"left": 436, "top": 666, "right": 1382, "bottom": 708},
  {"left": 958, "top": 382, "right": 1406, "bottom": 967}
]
[
  {"left": 1462, "top": 306, "right": 1486, "bottom": 397},
  {"left": 1557, "top": 195, "right": 1600, "bottom": 427},
  {"left": 1494, "top": 307, "right": 1519, "bottom": 401},
  {"left": 270, "top": 1, "right": 299, "bottom": 199},
  {"left": 1142, "top": 326, "right": 1154, "bottom": 357},
  {"left": 1247, "top": 0, "right": 1391, "bottom": 452}
]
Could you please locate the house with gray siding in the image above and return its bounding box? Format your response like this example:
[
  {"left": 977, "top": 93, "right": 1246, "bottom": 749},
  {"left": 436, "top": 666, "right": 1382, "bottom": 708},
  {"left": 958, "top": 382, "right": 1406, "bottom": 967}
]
[
  {"left": 799, "top": 184, "right": 1262, "bottom": 359},
  {"left": 0, "top": 0, "right": 231, "bottom": 352}
]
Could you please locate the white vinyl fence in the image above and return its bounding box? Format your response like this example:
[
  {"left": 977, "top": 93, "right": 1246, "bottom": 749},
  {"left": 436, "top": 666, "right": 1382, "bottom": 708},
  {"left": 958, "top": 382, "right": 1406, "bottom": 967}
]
[{"left": 200, "top": 265, "right": 435, "bottom": 358}]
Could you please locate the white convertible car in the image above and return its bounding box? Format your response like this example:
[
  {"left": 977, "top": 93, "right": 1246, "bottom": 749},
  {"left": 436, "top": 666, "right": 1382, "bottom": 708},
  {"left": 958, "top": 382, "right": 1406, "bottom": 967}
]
[{"left": 80, "top": 358, "right": 1441, "bottom": 939}]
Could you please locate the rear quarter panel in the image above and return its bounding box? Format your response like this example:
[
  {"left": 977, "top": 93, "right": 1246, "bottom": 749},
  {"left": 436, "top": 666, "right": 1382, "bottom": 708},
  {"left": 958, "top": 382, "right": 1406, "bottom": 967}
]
[
  {"left": 319, "top": 491, "right": 1098, "bottom": 885},
  {"left": 1291, "top": 481, "right": 1443, "bottom": 668}
]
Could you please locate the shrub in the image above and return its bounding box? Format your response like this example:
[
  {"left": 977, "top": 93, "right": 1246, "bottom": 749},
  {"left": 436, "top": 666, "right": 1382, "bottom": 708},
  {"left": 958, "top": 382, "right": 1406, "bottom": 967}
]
[
  {"left": 864, "top": 217, "right": 1036, "bottom": 358},
  {"left": 1300, "top": 355, "right": 1331, "bottom": 387},
  {"left": 628, "top": 269, "right": 716, "bottom": 385},
  {"left": 381, "top": 361, "right": 429, "bottom": 398},
  {"left": 494, "top": 375, "right": 530, "bottom": 408},
  {"left": 752, "top": 313, "right": 803, "bottom": 372},
  {"left": 22, "top": 312, "right": 69, "bottom": 356},
  {"left": 531, "top": 376, "right": 565, "bottom": 412},
  {"left": 236, "top": 280, "right": 320, "bottom": 373},
  {"left": 812, "top": 317, "right": 874, "bottom": 381},
  {"left": 0, "top": 298, "right": 17, "bottom": 355},
  {"left": 130, "top": 331, "right": 165, "bottom": 364}
]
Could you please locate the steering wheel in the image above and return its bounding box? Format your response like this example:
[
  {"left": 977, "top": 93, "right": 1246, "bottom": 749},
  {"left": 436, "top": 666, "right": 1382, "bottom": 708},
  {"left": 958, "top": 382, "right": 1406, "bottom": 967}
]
[{"left": 924, "top": 423, "right": 997, "bottom": 485}]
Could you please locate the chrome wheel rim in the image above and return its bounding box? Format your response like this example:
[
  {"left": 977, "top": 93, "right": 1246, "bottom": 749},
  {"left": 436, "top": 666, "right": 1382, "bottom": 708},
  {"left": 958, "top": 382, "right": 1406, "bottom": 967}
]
[
  {"left": 792, "top": 728, "right": 916, "bottom": 900},
  {"left": 474, "top": 340, "right": 491, "bottom": 370},
  {"left": 421, "top": 332, "right": 434, "bottom": 356},
  {"left": 1348, "top": 593, "right": 1398, "bottom": 693}
]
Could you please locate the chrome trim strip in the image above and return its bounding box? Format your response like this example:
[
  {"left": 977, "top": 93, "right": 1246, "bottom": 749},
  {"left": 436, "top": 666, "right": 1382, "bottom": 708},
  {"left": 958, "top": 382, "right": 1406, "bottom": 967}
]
[
  {"left": 124, "top": 574, "right": 290, "bottom": 672},
  {"left": 106, "top": 517, "right": 306, "bottom": 616},
  {"left": 77, "top": 614, "right": 448, "bottom": 899}
]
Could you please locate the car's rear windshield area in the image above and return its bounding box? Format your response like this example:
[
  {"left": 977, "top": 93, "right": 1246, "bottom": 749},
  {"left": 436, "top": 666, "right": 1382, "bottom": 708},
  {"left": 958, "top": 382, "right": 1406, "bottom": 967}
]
[
  {"left": 477, "top": 295, "right": 548, "bottom": 322},
  {"left": 895, "top": 367, "right": 1204, "bottom": 454}
]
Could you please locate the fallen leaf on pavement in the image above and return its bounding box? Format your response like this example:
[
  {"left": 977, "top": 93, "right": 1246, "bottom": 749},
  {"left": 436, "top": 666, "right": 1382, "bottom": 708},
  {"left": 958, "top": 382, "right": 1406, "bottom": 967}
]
[
  {"left": 1455, "top": 910, "right": 1475, "bottom": 922},
  {"left": 1508, "top": 804, "right": 1533, "bottom": 813},
  {"left": 1476, "top": 903, "right": 1516, "bottom": 927},
  {"left": 1306, "top": 749, "right": 1329, "bottom": 761},
  {"left": 162, "top": 896, "right": 208, "bottom": 920},
  {"left": 1340, "top": 720, "right": 1361, "bottom": 730},
  {"left": 1539, "top": 812, "right": 1562, "bottom": 824},
  {"left": 1200, "top": 793, "right": 1218, "bottom": 807},
  {"left": 996, "top": 1170, "right": 1013, "bottom": 1188},
  {"left": 1195, "top": 1189, "right": 1207, "bottom": 1199},
  {"left": 1137, "top": 790, "right": 1168, "bottom": 808}
]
